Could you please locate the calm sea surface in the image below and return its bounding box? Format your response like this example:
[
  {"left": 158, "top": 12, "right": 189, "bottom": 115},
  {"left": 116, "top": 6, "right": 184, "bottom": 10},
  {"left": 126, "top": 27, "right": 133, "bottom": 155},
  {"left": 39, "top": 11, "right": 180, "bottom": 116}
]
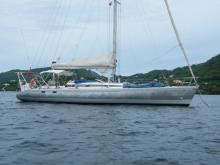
[{"left": 0, "top": 92, "right": 220, "bottom": 165}]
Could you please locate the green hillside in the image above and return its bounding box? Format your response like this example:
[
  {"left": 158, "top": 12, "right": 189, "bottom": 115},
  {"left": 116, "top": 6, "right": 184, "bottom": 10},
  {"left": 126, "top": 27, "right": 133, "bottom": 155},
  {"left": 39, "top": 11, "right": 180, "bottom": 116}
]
[
  {"left": 0, "top": 54, "right": 220, "bottom": 94},
  {"left": 0, "top": 68, "right": 102, "bottom": 91},
  {"left": 121, "top": 54, "right": 220, "bottom": 94},
  {"left": 0, "top": 68, "right": 101, "bottom": 83},
  {"left": 0, "top": 68, "right": 49, "bottom": 83}
]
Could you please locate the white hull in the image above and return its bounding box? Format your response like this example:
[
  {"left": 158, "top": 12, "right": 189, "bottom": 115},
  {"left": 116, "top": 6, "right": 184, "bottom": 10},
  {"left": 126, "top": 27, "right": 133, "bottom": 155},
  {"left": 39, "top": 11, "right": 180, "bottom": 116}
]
[{"left": 17, "top": 86, "right": 197, "bottom": 106}]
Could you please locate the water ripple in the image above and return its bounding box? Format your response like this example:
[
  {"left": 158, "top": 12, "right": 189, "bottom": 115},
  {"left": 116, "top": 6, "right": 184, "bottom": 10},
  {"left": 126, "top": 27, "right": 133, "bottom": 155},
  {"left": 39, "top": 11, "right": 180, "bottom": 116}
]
[{"left": 0, "top": 93, "right": 220, "bottom": 165}]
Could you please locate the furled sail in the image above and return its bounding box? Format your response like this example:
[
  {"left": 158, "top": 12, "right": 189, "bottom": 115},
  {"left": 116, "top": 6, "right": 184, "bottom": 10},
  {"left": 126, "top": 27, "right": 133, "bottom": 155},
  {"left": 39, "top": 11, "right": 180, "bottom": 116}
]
[
  {"left": 52, "top": 54, "right": 115, "bottom": 70},
  {"left": 40, "top": 70, "right": 74, "bottom": 76}
]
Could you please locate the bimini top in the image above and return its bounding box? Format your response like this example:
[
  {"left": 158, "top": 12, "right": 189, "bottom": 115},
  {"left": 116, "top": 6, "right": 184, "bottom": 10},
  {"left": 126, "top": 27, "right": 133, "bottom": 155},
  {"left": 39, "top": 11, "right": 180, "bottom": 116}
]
[
  {"left": 52, "top": 54, "right": 115, "bottom": 70},
  {"left": 40, "top": 70, "right": 73, "bottom": 76}
]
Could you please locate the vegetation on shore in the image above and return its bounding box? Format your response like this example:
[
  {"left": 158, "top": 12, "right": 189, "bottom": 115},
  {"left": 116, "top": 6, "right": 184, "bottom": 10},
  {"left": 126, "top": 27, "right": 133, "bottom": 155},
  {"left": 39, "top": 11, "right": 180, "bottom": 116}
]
[{"left": 1, "top": 54, "right": 220, "bottom": 94}]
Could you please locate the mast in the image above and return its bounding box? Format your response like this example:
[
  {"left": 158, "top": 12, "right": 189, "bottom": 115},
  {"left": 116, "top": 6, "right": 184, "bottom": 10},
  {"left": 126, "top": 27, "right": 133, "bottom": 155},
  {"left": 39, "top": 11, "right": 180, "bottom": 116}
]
[
  {"left": 164, "top": 0, "right": 198, "bottom": 86},
  {"left": 112, "top": 0, "right": 119, "bottom": 82}
]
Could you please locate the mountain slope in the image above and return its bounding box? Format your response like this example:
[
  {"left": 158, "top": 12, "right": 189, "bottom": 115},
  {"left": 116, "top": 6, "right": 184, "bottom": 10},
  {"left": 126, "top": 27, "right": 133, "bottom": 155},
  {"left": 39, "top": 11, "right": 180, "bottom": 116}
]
[
  {"left": 0, "top": 54, "right": 220, "bottom": 93},
  {"left": 121, "top": 54, "right": 220, "bottom": 82},
  {"left": 0, "top": 68, "right": 101, "bottom": 83}
]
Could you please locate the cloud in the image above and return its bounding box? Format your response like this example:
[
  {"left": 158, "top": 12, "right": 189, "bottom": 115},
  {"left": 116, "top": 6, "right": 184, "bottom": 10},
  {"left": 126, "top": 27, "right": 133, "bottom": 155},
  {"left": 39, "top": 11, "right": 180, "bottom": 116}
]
[{"left": 0, "top": 0, "right": 220, "bottom": 75}]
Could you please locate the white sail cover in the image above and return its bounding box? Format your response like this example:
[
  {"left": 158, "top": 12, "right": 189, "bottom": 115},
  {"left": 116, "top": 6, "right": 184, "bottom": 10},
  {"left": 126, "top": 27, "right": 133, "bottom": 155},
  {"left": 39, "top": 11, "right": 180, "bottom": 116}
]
[{"left": 52, "top": 54, "right": 115, "bottom": 70}]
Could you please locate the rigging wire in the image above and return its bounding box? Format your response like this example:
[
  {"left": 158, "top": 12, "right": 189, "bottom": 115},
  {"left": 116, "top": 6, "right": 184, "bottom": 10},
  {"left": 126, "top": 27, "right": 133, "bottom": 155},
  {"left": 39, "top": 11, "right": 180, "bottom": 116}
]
[
  {"left": 53, "top": 0, "right": 73, "bottom": 62},
  {"left": 86, "top": 1, "right": 101, "bottom": 56},
  {"left": 136, "top": 0, "right": 172, "bottom": 81},
  {"left": 70, "top": 0, "right": 93, "bottom": 60},
  {"left": 144, "top": 45, "right": 179, "bottom": 66},
  {"left": 117, "top": 0, "right": 122, "bottom": 77},
  {"left": 32, "top": 0, "right": 61, "bottom": 67},
  {"left": 164, "top": 0, "right": 197, "bottom": 85},
  {"left": 46, "top": 0, "right": 67, "bottom": 65},
  {"left": 107, "top": 2, "right": 111, "bottom": 54},
  {"left": 93, "top": 1, "right": 113, "bottom": 77},
  {"left": 198, "top": 90, "right": 210, "bottom": 107},
  {"left": 92, "top": 1, "right": 110, "bottom": 77},
  {"left": 40, "top": 0, "right": 67, "bottom": 68},
  {"left": 136, "top": 0, "right": 177, "bottom": 82},
  {"left": 61, "top": 0, "right": 88, "bottom": 59},
  {"left": 57, "top": 0, "right": 92, "bottom": 61},
  {"left": 163, "top": 0, "right": 209, "bottom": 107},
  {"left": 19, "top": 29, "right": 30, "bottom": 68},
  {"left": 136, "top": 0, "right": 161, "bottom": 58}
]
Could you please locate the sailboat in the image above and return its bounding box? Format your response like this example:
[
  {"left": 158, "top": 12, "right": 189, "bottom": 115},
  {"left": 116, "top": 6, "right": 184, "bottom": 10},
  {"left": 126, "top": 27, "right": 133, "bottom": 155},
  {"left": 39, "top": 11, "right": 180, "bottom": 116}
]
[{"left": 16, "top": 0, "right": 198, "bottom": 106}]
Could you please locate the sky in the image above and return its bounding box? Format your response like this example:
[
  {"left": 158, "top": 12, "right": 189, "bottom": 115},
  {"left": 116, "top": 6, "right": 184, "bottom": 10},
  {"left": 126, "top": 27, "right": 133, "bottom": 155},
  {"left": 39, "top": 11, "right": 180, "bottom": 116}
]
[{"left": 0, "top": 0, "right": 220, "bottom": 75}]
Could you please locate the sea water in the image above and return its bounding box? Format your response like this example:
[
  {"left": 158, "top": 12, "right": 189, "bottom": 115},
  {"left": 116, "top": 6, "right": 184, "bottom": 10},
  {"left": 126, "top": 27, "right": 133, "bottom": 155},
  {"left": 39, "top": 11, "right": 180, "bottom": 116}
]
[{"left": 0, "top": 92, "right": 220, "bottom": 165}]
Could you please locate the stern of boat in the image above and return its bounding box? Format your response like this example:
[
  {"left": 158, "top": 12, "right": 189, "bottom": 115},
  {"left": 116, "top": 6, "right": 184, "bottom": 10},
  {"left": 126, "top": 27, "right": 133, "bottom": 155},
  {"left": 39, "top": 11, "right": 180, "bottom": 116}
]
[{"left": 17, "top": 72, "right": 31, "bottom": 92}]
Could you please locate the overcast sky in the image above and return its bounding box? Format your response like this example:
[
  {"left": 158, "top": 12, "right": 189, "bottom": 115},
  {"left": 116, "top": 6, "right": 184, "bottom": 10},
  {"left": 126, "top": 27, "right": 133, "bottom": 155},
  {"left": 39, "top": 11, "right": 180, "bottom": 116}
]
[{"left": 0, "top": 0, "right": 220, "bottom": 75}]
